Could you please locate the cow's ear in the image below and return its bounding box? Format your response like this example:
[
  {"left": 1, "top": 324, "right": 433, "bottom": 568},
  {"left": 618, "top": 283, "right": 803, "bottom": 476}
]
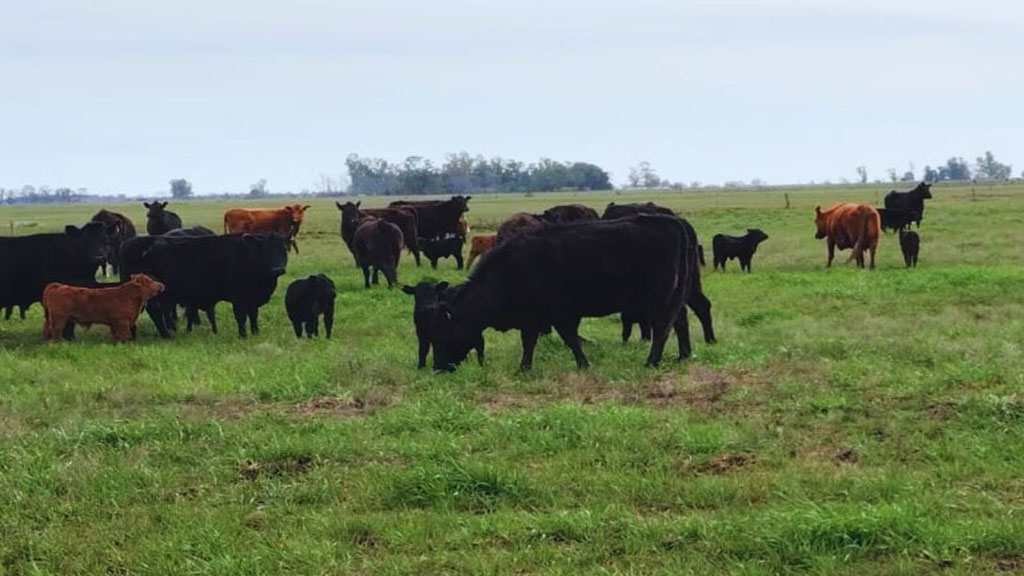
[
  {"left": 814, "top": 205, "right": 822, "bottom": 215},
  {"left": 143, "top": 202, "right": 151, "bottom": 209},
  {"left": 436, "top": 281, "right": 449, "bottom": 292},
  {"left": 465, "top": 196, "right": 472, "bottom": 201},
  {"left": 355, "top": 201, "right": 361, "bottom": 208},
  {"left": 401, "top": 285, "right": 416, "bottom": 295},
  {"left": 64, "top": 225, "right": 82, "bottom": 236},
  {"left": 335, "top": 201, "right": 343, "bottom": 211},
  {"left": 302, "top": 205, "right": 311, "bottom": 211}
]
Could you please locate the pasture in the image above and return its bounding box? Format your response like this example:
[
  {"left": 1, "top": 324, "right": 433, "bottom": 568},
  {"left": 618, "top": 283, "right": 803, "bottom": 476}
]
[{"left": 2, "top": 184, "right": 1024, "bottom": 575}]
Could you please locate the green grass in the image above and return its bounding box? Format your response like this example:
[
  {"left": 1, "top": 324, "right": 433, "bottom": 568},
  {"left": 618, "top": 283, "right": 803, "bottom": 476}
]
[{"left": 2, "top": 183, "right": 1024, "bottom": 574}]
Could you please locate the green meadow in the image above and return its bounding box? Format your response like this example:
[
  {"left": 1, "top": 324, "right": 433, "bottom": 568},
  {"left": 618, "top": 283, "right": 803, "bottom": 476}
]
[{"left": 1, "top": 183, "right": 1023, "bottom": 575}]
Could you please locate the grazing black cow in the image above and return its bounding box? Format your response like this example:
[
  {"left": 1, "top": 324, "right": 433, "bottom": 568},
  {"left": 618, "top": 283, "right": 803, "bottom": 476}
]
[
  {"left": 877, "top": 208, "right": 918, "bottom": 233},
  {"left": 144, "top": 201, "right": 183, "bottom": 235},
  {"left": 421, "top": 235, "right": 465, "bottom": 269},
  {"left": 899, "top": 229, "right": 920, "bottom": 268},
  {"left": 90, "top": 209, "right": 137, "bottom": 276},
  {"left": 541, "top": 204, "right": 600, "bottom": 223},
  {"left": 285, "top": 274, "right": 336, "bottom": 338},
  {"left": 712, "top": 229, "right": 769, "bottom": 272},
  {"left": 402, "top": 281, "right": 484, "bottom": 369},
  {"left": 335, "top": 201, "right": 421, "bottom": 266},
  {"left": 0, "top": 223, "right": 110, "bottom": 319},
  {"left": 387, "top": 196, "right": 470, "bottom": 241},
  {"left": 496, "top": 212, "right": 544, "bottom": 245},
  {"left": 120, "top": 233, "right": 289, "bottom": 338},
  {"left": 883, "top": 182, "right": 932, "bottom": 227},
  {"left": 164, "top": 225, "right": 216, "bottom": 237},
  {"left": 4, "top": 304, "right": 27, "bottom": 320},
  {"left": 429, "top": 215, "right": 706, "bottom": 371}
]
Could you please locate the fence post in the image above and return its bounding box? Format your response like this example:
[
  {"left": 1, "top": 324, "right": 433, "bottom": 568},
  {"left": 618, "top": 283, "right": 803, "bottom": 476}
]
[{"left": 784, "top": 193, "right": 790, "bottom": 209}]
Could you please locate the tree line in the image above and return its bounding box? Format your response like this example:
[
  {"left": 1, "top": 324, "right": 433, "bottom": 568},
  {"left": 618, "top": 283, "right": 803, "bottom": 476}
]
[{"left": 345, "top": 152, "right": 612, "bottom": 196}]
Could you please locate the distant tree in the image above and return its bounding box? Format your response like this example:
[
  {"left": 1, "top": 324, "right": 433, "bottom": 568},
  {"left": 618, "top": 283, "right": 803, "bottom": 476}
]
[
  {"left": 936, "top": 157, "right": 971, "bottom": 181},
  {"left": 974, "top": 150, "right": 1012, "bottom": 180},
  {"left": 900, "top": 170, "right": 915, "bottom": 182},
  {"left": 54, "top": 187, "right": 74, "bottom": 202},
  {"left": 922, "top": 165, "right": 938, "bottom": 182},
  {"left": 887, "top": 168, "right": 898, "bottom": 183},
  {"left": 856, "top": 166, "right": 868, "bottom": 184},
  {"left": 627, "top": 161, "right": 664, "bottom": 188},
  {"left": 249, "top": 178, "right": 268, "bottom": 197},
  {"left": 170, "top": 179, "right": 193, "bottom": 199}
]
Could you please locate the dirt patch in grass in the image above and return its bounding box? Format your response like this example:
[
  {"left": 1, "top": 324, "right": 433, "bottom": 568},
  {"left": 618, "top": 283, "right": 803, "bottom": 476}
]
[
  {"left": 0, "top": 413, "right": 30, "bottom": 438},
  {"left": 238, "top": 455, "right": 317, "bottom": 480},
  {"left": 701, "top": 452, "right": 756, "bottom": 474},
  {"left": 924, "top": 402, "right": 957, "bottom": 420},
  {"left": 288, "top": 387, "right": 398, "bottom": 418},
  {"left": 995, "top": 555, "right": 1024, "bottom": 573}
]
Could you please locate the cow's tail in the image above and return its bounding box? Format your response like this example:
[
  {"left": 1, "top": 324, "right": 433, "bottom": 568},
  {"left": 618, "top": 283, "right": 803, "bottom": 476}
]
[{"left": 223, "top": 213, "right": 230, "bottom": 235}]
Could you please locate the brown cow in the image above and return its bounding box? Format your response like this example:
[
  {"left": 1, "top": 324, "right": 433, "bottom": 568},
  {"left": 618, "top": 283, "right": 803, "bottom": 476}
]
[
  {"left": 223, "top": 205, "right": 310, "bottom": 252},
  {"left": 457, "top": 216, "right": 470, "bottom": 238},
  {"left": 42, "top": 274, "right": 165, "bottom": 342},
  {"left": 467, "top": 234, "right": 496, "bottom": 267},
  {"left": 814, "top": 203, "right": 881, "bottom": 269}
]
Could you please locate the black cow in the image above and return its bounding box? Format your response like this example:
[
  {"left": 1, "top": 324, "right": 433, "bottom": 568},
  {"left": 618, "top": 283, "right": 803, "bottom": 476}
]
[
  {"left": 285, "top": 274, "right": 336, "bottom": 338},
  {"left": 883, "top": 182, "right": 932, "bottom": 227},
  {"left": 164, "top": 225, "right": 216, "bottom": 237},
  {"left": 120, "top": 233, "right": 289, "bottom": 338},
  {"left": 712, "top": 229, "right": 769, "bottom": 272},
  {"left": 429, "top": 215, "right": 707, "bottom": 371},
  {"left": 337, "top": 203, "right": 404, "bottom": 288},
  {"left": 388, "top": 196, "right": 470, "bottom": 241},
  {"left": 541, "top": 204, "right": 600, "bottom": 223},
  {"left": 90, "top": 209, "right": 137, "bottom": 276},
  {"left": 144, "top": 201, "right": 183, "bottom": 235},
  {"left": 421, "top": 235, "right": 465, "bottom": 269},
  {"left": 402, "top": 281, "right": 484, "bottom": 369},
  {"left": 600, "top": 201, "right": 706, "bottom": 266},
  {"left": 877, "top": 208, "right": 918, "bottom": 233},
  {"left": 335, "top": 201, "right": 421, "bottom": 266},
  {"left": 899, "top": 229, "right": 920, "bottom": 268},
  {"left": 0, "top": 223, "right": 110, "bottom": 319},
  {"left": 496, "top": 212, "right": 544, "bottom": 245}
]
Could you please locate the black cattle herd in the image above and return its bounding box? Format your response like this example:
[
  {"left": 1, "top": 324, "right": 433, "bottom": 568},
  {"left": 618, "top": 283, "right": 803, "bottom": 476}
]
[{"left": 0, "top": 184, "right": 934, "bottom": 370}]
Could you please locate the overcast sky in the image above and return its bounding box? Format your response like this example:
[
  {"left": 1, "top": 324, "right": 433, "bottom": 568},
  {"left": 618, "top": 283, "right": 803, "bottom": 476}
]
[{"left": 2, "top": 0, "right": 1022, "bottom": 195}]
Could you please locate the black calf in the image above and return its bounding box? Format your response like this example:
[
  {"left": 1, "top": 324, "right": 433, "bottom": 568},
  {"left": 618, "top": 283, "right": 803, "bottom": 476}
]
[
  {"left": 712, "top": 229, "right": 769, "bottom": 272},
  {"left": 421, "top": 235, "right": 465, "bottom": 270},
  {"left": 285, "top": 274, "right": 336, "bottom": 338},
  {"left": 899, "top": 230, "right": 919, "bottom": 268}
]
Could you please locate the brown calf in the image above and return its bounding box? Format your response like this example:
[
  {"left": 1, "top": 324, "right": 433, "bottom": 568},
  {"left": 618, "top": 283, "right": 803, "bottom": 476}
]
[
  {"left": 467, "top": 234, "right": 496, "bottom": 267},
  {"left": 42, "top": 274, "right": 165, "bottom": 342}
]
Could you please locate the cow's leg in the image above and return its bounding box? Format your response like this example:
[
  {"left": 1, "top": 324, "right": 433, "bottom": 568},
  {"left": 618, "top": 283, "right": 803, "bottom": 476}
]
[
  {"left": 455, "top": 251, "right": 464, "bottom": 270},
  {"left": 519, "top": 330, "right": 540, "bottom": 371},
  {"left": 232, "top": 303, "right": 248, "bottom": 338},
  {"left": 474, "top": 337, "right": 485, "bottom": 366},
  {"left": 305, "top": 320, "right": 316, "bottom": 338},
  {"left": 111, "top": 322, "right": 132, "bottom": 342},
  {"left": 869, "top": 245, "right": 876, "bottom": 269},
  {"left": 323, "top": 306, "right": 333, "bottom": 339},
  {"left": 430, "top": 257, "right": 438, "bottom": 270},
  {"left": 372, "top": 267, "right": 380, "bottom": 285},
  {"left": 645, "top": 311, "right": 674, "bottom": 368},
  {"left": 827, "top": 239, "right": 835, "bottom": 267},
  {"left": 639, "top": 319, "right": 652, "bottom": 341},
  {"left": 674, "top": 307, "right": 692, "bottom": 361},
  {"left": 362, "top": 266, "right": 371, "bottom": 288},
  {"left": 688, "top": 291, "right": 716, "bottom": 344},
  {"left": 416, "top": 333, "right": 430, "bottom": 369},
  {"left": 467, "top": 251, "right": 478, "bottom": 268},
  {"left": 248, "top": 307, "right": 260, "bottom": 335},
  {"left": 620, "top": 313, "right": 633, "bottom": 343},
  {"left": 412, "top": 247, "right": 421, "bottom": 267},
  {"left": 554, "top": 319, "right": 588, "bottom": 369},
  {"left": 206, "top": 307, "right": 218, "bottom": 334},
  {"left": 19, "top": 305, "right": 26, "bottom": 320},
  {"left": 4, "top": 306, "right": 11, "bottom": 321},
  {"left": 291, "top": 319, "right": 303, "bottom": 338},
  {"left": 61, "top": 320, "right": 76, "bottom": 341},
  {"left": 147, "top": 301, "right": 171, "bottom": 339},
  {"left": 383, "top": 262, "right": 398, "bottom": 289}
]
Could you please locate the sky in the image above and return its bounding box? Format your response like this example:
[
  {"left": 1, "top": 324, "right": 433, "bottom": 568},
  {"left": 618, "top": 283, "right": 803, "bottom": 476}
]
[{"left": 2, "top": 0, "right": 1023, "bottom": 195}]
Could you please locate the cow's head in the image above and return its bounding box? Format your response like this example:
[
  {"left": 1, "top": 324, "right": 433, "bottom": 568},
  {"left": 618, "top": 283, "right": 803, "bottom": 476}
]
[
  {"left": 335, "top": 201, "right": 364, "bottom": 228},
  {"left": 243, "top": 233, "right": 289, "bottom": 277},
  {"left": 916, "top": 182, "right": 933, "bottom": 199},
  {"left": 401, "top": 281, "right": 449, "bottom": 311},
  {"left": 449, "top": 195, "right": 471, "bottom": 214},
  {"left": 747, "top": 228, "right": 769, "bottom": 244},
  {"left": 65, "top": 222, "right": 111, "bottom": 264},
  {"left": 287, "top": 204, "right": 310, "bottom": 233},
  {"left": 311, "top": 273, "right": 337, "bottom": 300},
  {"left": 129, "top": 273, "right": 165, "bottom": 300},
  {"left": 430, "top": 301, "right": 479, "bottom": 372},
  {"left": 144, "top": 201, "right": 170, "bottom": 220},
  {"left": 813, "top": 206, "right": 828, "bottom": 239}
]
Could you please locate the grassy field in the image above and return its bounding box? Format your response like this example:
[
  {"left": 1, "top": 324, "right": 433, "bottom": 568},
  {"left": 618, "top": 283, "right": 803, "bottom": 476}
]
[{"left": 1, "top": 183, "right": 1024, "bottom": 575}]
